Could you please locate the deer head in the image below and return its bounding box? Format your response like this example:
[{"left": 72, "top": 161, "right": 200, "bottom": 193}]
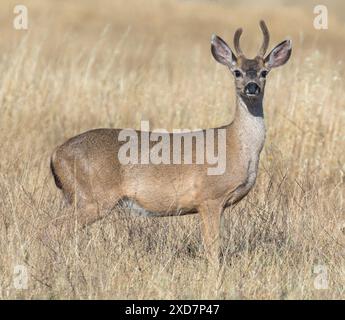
[{"left": 211, "top": 20, "right": 292, "bottom": 100}]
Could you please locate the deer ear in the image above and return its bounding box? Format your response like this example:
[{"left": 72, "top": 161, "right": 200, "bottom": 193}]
[
  {"left": 265, "top": 39, "right": 292, "bottom": 68},
  {"left": 211, "top": 34, "right": 237, "bottom": 67}
]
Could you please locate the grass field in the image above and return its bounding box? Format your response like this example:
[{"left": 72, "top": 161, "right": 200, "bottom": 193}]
[{"left": 0, "top": 0, "right": 344, "bottom": 299}]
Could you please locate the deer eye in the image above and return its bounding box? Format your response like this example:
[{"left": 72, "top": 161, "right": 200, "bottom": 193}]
[
  {"left": 234, "top": 70, "right": 242, "bottom": 78},
  {"left": 260, "top": 70, "right": 268, "bottom": 78}
]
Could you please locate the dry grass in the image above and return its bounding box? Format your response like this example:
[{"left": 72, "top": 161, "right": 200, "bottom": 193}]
[{"left": 0, "top": 0, "right": 344, "bottom": 299}]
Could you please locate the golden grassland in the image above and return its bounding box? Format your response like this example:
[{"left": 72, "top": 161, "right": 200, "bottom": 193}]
[{"left": 0, "top": 0, "right": 344, "bottom": 299}]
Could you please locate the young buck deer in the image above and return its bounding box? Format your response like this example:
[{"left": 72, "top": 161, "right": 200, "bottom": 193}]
[{"left": 49, "top": 21, "right": 291, "bottom": 262}]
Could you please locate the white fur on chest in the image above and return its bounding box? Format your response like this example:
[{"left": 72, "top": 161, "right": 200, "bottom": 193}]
[
  {"left": 228, "top": 98, "right": 266, "bottom": 204},
  {"left": 237, "top": 98, "right": 266, "bottom": 156}
]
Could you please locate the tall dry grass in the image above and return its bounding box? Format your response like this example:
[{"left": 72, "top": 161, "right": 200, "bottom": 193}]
[{"left": 0, "top": 0, "right": 344, "bottom": 299}]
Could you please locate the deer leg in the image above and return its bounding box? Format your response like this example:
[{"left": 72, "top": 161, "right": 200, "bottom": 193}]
[
  {"left": 58, "top": 201, "right": 114, "bottom": 236},
  {"left": 77, "top": 202, "right": 107, "bottom": 228},
  {"left": 198, "top": 199, "right": 224, "bottom": 265},
  {"left": 40, "top": 198, "right": 116, "bottom": 244},
  {"left": 55, "top": 170, "right": 121, "bottom": 235}
]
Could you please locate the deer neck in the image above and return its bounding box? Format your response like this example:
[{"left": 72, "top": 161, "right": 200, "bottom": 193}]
[{"left": 228, "top": 95, "right": 266, "bottom": 165}]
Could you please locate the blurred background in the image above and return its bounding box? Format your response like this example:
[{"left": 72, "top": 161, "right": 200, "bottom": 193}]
[{"left": 0, "top": 0, "right": 344, "bottom": 299}]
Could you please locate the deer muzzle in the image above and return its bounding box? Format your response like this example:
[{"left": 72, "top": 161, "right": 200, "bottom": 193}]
[{"left": 244, "top": 82, "right": 261, "bottom": 96}]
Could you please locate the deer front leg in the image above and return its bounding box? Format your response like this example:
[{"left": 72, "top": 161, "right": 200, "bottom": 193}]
[{"left": 198, "top": 199, "right": 224, "bottom": 266}]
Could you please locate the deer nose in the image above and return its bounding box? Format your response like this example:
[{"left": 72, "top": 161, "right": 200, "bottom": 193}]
[{"left": 245, "top": 82, "right": 260, "bottom": 95}]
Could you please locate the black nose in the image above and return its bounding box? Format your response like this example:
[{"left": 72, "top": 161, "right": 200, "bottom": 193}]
[{"left": 245, "top": 82, "right": 260, "bottom": 95}]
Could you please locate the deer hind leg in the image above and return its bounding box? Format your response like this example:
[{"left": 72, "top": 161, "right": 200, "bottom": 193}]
[
  {"left": 46, "top": 175, "right": 119, "bottom": 241},
  {"left": 64, "top": 176, "right": 123, "bottom": 231},
  {"left": 198, "top": 199, "right": 224, "bottom": 266},
  {"left": 63, "top": 201, "right": 110, "bottom": 232}
]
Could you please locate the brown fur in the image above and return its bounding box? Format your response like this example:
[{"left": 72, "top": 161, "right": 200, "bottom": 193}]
[{"left": 50, "top": 21, "right": 292, "bottom": 263}]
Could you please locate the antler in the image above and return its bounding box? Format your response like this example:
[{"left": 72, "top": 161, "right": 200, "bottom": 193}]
[
  {"left": 257, "top": 20, "right": 270, "bottom": 57},
  {"left": 233, "top": 27, "right": 244, "bottom": 56}
]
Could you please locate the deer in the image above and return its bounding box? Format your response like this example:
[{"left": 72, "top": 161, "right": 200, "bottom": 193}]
[{"left": 48, "top": 21, "right": 292, "bottom": 263}]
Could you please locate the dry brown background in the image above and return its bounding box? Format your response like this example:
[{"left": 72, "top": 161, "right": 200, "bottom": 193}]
[{"left": 0, "top": 0, "right": 344, "bottom": 299}]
